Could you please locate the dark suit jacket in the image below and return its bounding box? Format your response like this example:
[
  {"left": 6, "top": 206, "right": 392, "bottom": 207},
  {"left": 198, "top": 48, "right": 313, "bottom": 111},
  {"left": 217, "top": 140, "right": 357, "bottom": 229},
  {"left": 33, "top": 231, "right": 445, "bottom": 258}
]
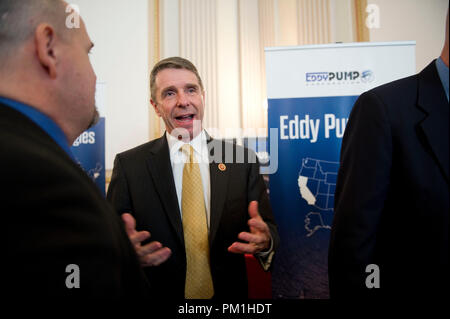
[
  {"left": 107, "top": 133, "right": 279, "bottom": 299},
  {"left": 2, "top": 104, "right": 150, "bottom": 298},
  {"left": 329, "top": 61, "right": 449, "bottom": 298}
]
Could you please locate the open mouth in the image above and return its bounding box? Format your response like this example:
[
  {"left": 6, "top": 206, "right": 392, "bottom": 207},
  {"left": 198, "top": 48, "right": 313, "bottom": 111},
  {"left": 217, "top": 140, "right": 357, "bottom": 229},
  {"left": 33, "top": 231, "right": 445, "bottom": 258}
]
[{"left": 175, "top": 114, "right": 195, "bottom": 122}]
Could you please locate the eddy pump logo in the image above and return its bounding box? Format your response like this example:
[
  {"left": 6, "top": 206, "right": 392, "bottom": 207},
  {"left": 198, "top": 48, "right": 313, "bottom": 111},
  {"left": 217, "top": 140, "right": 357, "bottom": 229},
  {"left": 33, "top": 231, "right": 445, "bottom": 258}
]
[{"left": 306, "top": 70, "right": 374, "bottom": 85}]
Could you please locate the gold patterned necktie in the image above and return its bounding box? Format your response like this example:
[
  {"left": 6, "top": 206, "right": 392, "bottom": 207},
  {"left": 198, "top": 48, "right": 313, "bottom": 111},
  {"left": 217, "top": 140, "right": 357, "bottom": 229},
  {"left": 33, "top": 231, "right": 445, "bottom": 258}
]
[{"left": 181, "top": 144, "right": 214, "bottom": 299}]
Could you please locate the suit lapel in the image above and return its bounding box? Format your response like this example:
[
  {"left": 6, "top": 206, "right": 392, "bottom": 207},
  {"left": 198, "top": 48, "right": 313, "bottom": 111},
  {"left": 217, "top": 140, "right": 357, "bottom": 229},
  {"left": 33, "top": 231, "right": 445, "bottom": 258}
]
[
  {"left": 207, "top": 135, "right": 230, "bottom": 246},
  {"left": 146, "top": 134, "right": 185, "bottom": 245},
  {"left": 417, "top": 61, "right": 449, "bottom": 183}
]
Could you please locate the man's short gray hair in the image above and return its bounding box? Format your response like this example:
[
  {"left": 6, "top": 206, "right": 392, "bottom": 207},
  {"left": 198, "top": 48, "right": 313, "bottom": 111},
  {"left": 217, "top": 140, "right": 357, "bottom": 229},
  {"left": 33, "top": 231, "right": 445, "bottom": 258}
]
[
  {"left": 0, "top": 0, "right": 68, "bottom": 66},
  {"left": 150, "top": 57, "right": 204, "bottom": 103}
]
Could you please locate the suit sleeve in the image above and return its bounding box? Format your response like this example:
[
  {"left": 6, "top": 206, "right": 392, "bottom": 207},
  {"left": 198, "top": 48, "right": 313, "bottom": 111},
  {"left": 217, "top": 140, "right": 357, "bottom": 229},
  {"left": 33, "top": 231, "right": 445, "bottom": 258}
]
[
  {"left": 328, "top": 91, "right": 392, "bottom": 298},
  {"left": 107, "top": 155, "right": 133, "bottom": 215},
  {"left": 247, "top": 151, "right": 280, "bottom": 271},
  {"left": 4, "top": 143, "right": 148, "bottom": 297}
]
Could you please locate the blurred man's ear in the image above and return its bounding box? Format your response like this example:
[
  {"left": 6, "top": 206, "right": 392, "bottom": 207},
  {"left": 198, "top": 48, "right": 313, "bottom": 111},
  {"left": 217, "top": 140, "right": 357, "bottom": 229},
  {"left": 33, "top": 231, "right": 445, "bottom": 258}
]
[
  {"left": 445, "top": 9, "right": 449, "bottom": 47},
  {"left": 441, "top": 9, "right": 449, "bottom": 66},
  {"left": 35, "top": 23, "right": 58, "bottom": 79}
]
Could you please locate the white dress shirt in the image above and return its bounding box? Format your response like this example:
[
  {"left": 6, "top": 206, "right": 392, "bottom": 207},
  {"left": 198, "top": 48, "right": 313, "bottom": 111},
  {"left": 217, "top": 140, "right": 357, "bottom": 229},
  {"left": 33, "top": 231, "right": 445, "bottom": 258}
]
[
  {"left": 167, "top": 130, "right": 273, "bottom": 263},
  {"left": 166, "top": 130, "right": 211, "bottom": 230}
]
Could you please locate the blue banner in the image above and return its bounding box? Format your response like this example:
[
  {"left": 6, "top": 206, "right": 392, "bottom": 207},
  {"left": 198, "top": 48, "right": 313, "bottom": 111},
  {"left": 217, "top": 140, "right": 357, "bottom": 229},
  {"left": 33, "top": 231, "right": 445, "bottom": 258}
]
[
  {"left": 269, "top": 96, "right": 357, "bottom": 298},
  {"left": 70, "top": 117, "right": 106, "bottom": 196}
]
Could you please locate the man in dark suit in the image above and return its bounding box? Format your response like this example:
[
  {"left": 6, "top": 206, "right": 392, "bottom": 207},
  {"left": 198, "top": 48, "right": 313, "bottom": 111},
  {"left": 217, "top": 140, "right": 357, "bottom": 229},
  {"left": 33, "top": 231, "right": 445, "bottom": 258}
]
[
  {"left": 107, "top": 57, "right": 279, "bottom": 299},
  {"left": 329, "top": 11, "right": 449, "bottom": 299},
  {"left": 1, "top": 0, "right": 150, "bottom": 298}
]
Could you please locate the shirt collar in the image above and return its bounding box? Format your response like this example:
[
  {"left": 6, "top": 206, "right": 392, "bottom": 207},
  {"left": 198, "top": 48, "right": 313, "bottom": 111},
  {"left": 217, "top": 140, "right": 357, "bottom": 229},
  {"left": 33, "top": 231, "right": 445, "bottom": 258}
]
[
  {"left": 166, "top": 129, "right": 208, "bottom": 159},
  {"left": 436, "top": 57, "right": 449, "bottom": 102},
  {"left": 0, "top": 96, "right": 75, "bottom": 160}
]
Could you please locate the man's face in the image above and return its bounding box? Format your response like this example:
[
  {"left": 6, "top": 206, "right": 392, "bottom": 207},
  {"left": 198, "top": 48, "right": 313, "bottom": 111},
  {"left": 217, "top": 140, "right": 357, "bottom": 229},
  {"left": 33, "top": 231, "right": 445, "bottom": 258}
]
[
  {"left": 152, "top": 68, "right": 205, "bottom": 140},
  {"left": 59, "top": 18, "right": 98, "bottom": 134}
]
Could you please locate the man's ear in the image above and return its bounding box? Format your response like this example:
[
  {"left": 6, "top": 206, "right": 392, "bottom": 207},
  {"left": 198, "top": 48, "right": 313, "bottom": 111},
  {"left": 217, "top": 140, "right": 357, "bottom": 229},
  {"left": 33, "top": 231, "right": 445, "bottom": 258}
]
[
  {"left": 150, "top": 99, "right": 161, "bottom": 117},
  {"left": 35, "top": 23, "right": 58, "bottom": 79}
]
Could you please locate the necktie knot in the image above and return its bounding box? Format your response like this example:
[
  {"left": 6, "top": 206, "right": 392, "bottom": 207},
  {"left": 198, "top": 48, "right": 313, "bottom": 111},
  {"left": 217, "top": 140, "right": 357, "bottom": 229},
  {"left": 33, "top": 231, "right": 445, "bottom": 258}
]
[{"left": 181, "top": 144, "right": 195, "bottom": 163}]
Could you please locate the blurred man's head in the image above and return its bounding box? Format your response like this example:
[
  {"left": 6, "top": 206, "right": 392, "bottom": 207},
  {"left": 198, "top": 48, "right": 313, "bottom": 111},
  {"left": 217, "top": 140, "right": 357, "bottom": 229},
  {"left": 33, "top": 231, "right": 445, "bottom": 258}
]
[
  {"left": 0, "top": 0, "right": 67, "bottom": 62},
  {"left": 150, "top": 57, "right": 205, "bottom": 140},
  {"left": 0, "top": 0, "right": 98, "bottom": 144}
]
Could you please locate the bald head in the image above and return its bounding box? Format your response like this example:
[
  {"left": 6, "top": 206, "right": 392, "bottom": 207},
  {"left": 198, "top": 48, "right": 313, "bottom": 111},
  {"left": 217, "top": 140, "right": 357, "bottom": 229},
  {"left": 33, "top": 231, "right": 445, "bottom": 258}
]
[
  {"left": 0, "top": 0, "right": 71, "bottom": 68},
  {"left": 0, "top": 0, "right": 98, "bottom": 145}
]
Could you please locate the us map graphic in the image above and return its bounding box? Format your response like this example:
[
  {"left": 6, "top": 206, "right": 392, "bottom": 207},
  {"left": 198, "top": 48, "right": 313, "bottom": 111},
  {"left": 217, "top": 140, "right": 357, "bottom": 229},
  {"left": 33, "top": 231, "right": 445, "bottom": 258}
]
[{"left": 298, "top": 158, "right": 339, "bottom": 237}]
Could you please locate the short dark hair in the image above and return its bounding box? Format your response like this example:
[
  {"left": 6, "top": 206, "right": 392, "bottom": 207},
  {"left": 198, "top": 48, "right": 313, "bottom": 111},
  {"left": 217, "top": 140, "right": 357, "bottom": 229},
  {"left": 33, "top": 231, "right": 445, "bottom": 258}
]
[{"left": 150, "top": 57, "right": 204, "bottom": 102}]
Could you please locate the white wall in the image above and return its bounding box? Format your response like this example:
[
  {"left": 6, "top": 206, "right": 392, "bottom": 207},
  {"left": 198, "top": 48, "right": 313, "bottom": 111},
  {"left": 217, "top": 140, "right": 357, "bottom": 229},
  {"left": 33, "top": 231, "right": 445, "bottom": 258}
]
[
  {"left": 159, "top": 0, "right": 179, "bottom": 58},
  {"left": 216, "top": 0, "right": 242, "bottom": 137},
  {"left": 368, "top": 0, "right": 448, "bottom": 72},
  {"left": 71, "top": 0, "right": 150, "bottom": 170},
  {"left": 330, "top": 0, "right": 355, "bottom": 43},
  {"left": 277, "top": 0, "right": 299, "bottom": 45}
]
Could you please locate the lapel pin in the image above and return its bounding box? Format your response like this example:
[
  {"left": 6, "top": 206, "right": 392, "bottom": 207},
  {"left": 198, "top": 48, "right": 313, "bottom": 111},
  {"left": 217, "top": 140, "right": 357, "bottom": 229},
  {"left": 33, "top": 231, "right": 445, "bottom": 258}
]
[{"left": 218, "top": 163, "right": 226, "bottom": 171}]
